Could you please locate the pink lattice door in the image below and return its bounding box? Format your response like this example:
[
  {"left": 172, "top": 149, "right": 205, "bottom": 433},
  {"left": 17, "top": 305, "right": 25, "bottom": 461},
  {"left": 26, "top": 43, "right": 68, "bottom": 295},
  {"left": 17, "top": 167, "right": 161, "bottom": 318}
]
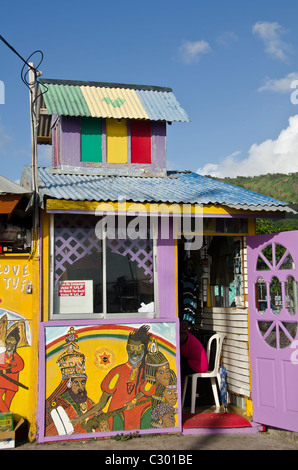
[{"left": 247, "top": 231, "right": 298, "bottom": 432}]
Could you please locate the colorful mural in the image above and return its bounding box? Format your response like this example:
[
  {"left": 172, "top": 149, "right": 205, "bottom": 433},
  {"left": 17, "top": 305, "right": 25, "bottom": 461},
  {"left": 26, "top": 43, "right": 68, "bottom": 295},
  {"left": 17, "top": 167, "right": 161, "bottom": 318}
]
[
  {"left": 0, "top": 310, "right": 31, "bottom": 412},
  {"left": 42, "top": 322, "right": 179, "bottom": 440}
]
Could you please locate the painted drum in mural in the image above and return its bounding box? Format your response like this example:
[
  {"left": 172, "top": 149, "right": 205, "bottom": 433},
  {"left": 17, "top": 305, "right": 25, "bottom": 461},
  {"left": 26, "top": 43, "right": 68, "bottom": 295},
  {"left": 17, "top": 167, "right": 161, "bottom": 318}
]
[{"left": 41, "top": 321, "right": 180, "bottom": 441}]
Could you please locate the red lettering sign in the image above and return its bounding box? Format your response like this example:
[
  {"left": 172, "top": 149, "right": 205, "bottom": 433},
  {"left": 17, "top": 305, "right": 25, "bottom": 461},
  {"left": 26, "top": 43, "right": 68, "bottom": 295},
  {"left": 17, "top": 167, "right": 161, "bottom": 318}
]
[{"left": 58, "top": 281, "right": 86, "bottom": 297}]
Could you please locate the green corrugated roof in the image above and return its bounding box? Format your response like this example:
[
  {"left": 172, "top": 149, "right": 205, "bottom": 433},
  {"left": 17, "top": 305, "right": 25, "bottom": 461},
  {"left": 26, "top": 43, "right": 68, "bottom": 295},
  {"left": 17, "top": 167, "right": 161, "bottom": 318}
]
[{"left": 40, "top": 83, "right": 90, "bottom": 116}]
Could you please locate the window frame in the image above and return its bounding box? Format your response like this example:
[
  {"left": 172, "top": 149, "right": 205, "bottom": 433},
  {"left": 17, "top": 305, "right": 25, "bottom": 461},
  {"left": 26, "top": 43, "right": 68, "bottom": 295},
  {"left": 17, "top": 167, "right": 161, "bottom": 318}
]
[{"left": 48, "top": 213, "right": 158, "bottom": 320}]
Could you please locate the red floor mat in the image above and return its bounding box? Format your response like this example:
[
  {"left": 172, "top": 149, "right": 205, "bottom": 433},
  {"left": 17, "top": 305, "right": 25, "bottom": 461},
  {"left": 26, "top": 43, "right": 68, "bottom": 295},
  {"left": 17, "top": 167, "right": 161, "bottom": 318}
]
[{"left": 182, "top": 412, "right": 252, "bottom": 429}]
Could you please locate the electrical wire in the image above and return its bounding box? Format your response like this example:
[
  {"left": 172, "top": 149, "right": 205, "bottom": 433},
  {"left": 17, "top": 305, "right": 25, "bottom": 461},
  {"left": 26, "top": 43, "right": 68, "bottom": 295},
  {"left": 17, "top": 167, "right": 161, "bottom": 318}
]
[
  {"left": 0, "top": 35, "right": 48, "bottom": 125},
  {"left": 0, "top": 35, "right": 48, "bottom": 259}
]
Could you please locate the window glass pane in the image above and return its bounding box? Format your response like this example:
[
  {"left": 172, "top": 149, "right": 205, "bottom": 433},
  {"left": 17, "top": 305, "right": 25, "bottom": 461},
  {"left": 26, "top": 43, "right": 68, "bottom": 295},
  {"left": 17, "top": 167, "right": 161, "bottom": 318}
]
[
  {"left": 106, "top": 236, "right": 154, "bottom": 313},
  {"left": 255, "top": 277, "right": 267, "bottom": 314},
  {"left": 270, "top": 276, "right": 282, "bottom": 315},
  {"left": 274, "top": 244, "right": 287, "bottom": 265},
  {"left": 279, "top": 252, "right": 295, "bottom": 270},
  {"left": 265, "top": 324, "right": 277, "bottom": 348},
  {"left": 203, "top": 219, "right": 247, "bottom": 234},
  {"left": 53, "top": 214, "right": 155, "bottom": 316},
  {"left": 256, "top": 244, "right": 273, "bottom": 271},
  {"left": 285, "top": 276, "right": 298, "bottom": 315},
  {"left": 281, "top": 322, "right": 297, "bottom": 347}
]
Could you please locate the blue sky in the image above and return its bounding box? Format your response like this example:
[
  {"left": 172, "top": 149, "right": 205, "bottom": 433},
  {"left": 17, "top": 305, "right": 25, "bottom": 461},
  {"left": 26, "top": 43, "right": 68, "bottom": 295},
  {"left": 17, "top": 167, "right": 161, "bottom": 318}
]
[{"left": 1, "top": 0, "right": 298, "bottom": 183}]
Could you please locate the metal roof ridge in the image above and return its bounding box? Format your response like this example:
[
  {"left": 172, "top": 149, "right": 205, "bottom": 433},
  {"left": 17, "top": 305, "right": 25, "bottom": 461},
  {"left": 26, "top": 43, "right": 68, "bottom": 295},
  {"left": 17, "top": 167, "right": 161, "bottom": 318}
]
[{"left": 38, "top": 78, "right": 172, "bottom": 93}]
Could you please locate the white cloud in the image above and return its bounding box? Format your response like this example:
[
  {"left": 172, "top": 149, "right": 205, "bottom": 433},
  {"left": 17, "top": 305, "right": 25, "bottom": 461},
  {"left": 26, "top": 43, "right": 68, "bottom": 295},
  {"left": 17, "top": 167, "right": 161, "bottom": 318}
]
[
  {"left": 258, "top": 72, "right": 298, "bottom": 93},
  {"left": 178, "top": 40, "right": 211, "bottom": 64},
  {"left": 252, "top": 21, "right": 290, "bottom": 62},
  {"left": 216, "top": 31, "right": 238, "bottom": 47},
  {"left": 197, "top": 115, "right": 298, "bottom": 177}
]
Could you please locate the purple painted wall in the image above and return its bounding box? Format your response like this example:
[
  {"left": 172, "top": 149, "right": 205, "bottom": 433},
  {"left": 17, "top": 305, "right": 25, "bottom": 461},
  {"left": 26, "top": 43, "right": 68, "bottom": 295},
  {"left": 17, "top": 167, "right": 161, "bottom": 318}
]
[
  {"left": 151, "top": 122, "right": 166, "bottom": 172},
  {"left": 60, "top": 117, "right": 81, "bottom": 166},
  {"left": 157, "top": 218, "right": 176, "bottom": 320}
]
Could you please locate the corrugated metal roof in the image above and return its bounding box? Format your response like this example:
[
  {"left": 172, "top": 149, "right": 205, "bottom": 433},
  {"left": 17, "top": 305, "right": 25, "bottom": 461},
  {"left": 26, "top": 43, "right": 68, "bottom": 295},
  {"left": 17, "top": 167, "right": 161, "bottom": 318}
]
[
  {"left": 37, "top": 79, "right": 189, "bottom": 122},
  {"left": 20, "top": 166, "right": 291, "bottom": 213},
  {"left": 0, "top": 174, "right": 31, "bottom": 195}
]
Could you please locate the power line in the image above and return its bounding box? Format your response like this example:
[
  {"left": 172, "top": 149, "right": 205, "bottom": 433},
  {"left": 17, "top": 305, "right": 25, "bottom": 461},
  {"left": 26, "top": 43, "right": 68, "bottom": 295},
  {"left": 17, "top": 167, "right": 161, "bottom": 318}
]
[
  {"left": 0, "top": 34, "right": 36, "bottom": 69},
  {"left": 0, "top": 34, "right": 46, "bottom": 259}
]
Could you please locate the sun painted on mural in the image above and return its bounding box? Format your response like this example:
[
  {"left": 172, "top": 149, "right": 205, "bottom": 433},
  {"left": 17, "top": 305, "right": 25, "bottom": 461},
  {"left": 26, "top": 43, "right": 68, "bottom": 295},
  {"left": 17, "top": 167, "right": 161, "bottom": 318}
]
[
  {"left": 94, "top": 346, "right": 115, "bottom": 370},
  {"left": 44, "top": 323, "right": 178, "bottom": 438}
]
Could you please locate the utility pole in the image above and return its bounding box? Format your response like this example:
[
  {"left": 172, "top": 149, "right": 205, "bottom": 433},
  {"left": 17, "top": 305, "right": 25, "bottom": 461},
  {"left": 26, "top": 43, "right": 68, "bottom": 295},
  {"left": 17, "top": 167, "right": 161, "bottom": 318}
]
[
  {"left": 28, "top": 63, "right": 38, "bottom": 195},
  {"left": 28, "top": 63, "right": 42, "bottom": 256}
]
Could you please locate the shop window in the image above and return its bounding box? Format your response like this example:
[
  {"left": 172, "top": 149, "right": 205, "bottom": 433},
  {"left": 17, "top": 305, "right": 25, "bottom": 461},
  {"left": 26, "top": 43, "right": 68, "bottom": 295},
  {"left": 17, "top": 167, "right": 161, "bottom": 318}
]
[{"left": 50, "top": 214, "right": 155, "bottom": 319}]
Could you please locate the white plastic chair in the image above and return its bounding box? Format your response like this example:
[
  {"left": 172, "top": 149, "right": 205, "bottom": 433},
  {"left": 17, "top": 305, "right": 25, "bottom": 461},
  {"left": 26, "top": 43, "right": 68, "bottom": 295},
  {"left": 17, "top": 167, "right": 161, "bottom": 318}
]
[{"left": 182, "top": 333, "right": 225, "bottom": 413}]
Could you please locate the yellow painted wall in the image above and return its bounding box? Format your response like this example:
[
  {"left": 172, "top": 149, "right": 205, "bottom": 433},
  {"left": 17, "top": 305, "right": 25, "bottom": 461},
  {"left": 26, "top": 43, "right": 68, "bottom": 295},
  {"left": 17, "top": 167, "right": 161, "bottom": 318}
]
[
  {"left": 106, "top": 119, "right": 127, "bottom": 163},
  {"left": 42, "top": 212, "right": 50, "bottom": 322},
  {"left": 0, "top": 252, "right": 39, "bottom": 441}
]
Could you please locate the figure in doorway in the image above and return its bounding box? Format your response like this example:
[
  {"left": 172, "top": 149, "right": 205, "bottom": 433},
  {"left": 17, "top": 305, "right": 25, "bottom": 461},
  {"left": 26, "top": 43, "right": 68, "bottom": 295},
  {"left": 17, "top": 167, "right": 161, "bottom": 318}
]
[{"left": 180, "top": 324, "right": 208, "bottom": 386}]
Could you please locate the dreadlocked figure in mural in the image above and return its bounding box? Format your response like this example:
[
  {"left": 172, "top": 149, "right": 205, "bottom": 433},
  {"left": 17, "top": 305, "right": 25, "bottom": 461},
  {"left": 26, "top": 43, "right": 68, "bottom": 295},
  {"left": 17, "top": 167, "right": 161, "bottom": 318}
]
[
  {"left": 45, "top": 327, "right": 95, "bottom": 436},
  {"left": 73, "top": 324, "right": 153, "bottom": 432},
  {"left": 0, "top": 319, "right": 27, "bottom": 413}
]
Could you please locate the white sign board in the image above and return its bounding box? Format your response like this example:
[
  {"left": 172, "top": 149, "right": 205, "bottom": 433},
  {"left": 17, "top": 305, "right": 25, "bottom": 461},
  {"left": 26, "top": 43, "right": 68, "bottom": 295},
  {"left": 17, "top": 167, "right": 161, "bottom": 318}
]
[{"left": 54, "top": 280, "right": 93, "bottom": 314}]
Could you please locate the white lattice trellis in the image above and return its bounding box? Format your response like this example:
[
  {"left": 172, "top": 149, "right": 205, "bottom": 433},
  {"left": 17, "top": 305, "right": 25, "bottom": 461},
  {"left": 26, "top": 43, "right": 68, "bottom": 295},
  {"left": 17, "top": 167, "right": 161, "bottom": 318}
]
[{"left": 54, "top": 215, "right": 153, "bottom": 285}]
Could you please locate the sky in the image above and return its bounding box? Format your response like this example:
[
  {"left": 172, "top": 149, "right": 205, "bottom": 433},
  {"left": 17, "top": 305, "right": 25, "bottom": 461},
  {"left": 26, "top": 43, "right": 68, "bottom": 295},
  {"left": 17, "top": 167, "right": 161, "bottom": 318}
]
[{"left": 1, "top": 0, "right": 298, "bottom": 183}]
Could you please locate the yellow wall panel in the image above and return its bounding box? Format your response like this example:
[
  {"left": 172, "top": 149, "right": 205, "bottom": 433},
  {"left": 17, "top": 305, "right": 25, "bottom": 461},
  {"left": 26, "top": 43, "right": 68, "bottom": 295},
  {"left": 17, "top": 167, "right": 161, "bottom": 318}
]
[
  {"left": 106, "top": 119, "right": 127, "bottom": 163},
  {"left": 0, "top": 252, "right": 40, "bottom": 440}
]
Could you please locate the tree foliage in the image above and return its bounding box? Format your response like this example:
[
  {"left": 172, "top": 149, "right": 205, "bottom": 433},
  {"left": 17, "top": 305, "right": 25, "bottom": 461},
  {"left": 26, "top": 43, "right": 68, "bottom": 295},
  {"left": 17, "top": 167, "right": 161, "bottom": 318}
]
[{"left": 211, "top": 173, "right": 298, "bottom": 234}]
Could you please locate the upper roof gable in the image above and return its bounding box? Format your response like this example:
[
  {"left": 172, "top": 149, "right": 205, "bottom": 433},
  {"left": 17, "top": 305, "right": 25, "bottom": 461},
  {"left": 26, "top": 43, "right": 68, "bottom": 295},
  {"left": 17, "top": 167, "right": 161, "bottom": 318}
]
[{"left": 36, "top": 78, "right": 189, "bottom": 142}]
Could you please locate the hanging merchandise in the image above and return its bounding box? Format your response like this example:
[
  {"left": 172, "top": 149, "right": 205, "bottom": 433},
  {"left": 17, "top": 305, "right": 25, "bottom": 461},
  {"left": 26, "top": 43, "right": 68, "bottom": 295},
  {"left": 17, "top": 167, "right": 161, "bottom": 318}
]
[
  {"left": 219, "top": 365, "right": 228, "bottom": 412},
  {"left": 181, "top": 257, "right": 198, "bottom": 325}
]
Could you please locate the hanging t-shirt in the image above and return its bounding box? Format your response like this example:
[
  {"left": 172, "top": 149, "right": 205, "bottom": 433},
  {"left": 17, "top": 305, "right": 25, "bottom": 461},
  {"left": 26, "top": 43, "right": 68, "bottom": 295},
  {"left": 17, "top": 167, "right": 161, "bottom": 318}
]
[{"left": 182, "top": 271, "right": 198, "bottom": 324}]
